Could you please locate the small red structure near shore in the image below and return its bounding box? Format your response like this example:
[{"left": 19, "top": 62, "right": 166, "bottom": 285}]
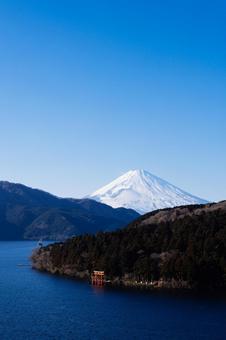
[{"left": 91, "top": 271, "right": 105, "bottom": 286}]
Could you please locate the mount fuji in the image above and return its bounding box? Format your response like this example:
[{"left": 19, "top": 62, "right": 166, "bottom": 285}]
[{"left": 89, "top": 169, "right": 208, "bottom": 214}]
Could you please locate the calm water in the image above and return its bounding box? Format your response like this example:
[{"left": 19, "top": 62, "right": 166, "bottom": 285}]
[{"left": 0, "top": 242, "right": 226, "bottom": 340}]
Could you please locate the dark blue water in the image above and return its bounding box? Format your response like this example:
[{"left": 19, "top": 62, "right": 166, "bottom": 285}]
[{"left": 0, "top": 242, "right": 226, "bottom": 340}]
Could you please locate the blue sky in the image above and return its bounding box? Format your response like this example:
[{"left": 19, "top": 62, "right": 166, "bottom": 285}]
[{"left": 0, "top": 0, "right": 225, "bottom": 201}]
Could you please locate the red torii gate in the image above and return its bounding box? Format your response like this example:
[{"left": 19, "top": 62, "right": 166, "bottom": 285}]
[{"left": 91, "top": 271, "right": 105, "bottom": 286}]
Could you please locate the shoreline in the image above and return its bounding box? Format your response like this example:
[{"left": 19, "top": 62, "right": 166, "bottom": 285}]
[{"left": 31, "top": 264, "right": 226, "bottom": 298}]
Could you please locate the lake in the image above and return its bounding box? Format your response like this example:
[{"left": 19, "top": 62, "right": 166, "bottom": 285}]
[{"left": 0, "top": 241, "right": 226, "bottom": 339}]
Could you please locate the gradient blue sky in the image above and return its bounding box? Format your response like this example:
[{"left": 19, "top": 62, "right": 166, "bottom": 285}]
[{"left": 0, "top": 0, "right": 225, "bottom": 201}]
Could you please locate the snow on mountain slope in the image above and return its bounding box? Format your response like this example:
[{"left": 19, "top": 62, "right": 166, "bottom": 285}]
[{"left": 89, "top": 169, "right": 208, "bottom": 214}]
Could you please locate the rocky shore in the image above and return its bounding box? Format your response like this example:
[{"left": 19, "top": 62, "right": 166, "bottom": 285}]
[{"left": 31, "top": 246, "right": 90, "bottom": 279}]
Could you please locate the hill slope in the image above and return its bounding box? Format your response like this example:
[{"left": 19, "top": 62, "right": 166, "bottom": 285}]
[
  {"left": 0, "top": 181, "right": 139, "bottom": 240},
  {"left": 32, "top": 201, "right": 226, "bottom": 290},
  {"left": 89, "top": 169, "right": 208, "bottom": 214}
]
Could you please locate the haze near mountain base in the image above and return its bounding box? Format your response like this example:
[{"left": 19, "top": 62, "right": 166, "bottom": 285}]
[{"left": 89, "top": 169, "right": 208, "bottom": 214}]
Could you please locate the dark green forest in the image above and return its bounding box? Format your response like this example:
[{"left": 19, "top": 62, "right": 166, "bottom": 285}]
[{"left": 37, "top": 202, "right": 226, "bottom": 290}]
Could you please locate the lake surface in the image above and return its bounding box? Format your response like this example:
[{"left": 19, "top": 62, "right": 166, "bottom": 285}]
[{"left": 0, "top": 241, "right": 226, "bottom": 339}]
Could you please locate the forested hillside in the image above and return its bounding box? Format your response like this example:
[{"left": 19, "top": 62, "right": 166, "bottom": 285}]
[
  {"left": 0, "top": 181, "right": 139, "bottom": 240},
  {"left": 32, "top": 201, "right": 226, "bottom": 290}
]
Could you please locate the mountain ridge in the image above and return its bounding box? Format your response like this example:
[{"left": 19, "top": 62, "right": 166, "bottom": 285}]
[{"left": 0, "top": 180, "right": 139, "bottom": 240}]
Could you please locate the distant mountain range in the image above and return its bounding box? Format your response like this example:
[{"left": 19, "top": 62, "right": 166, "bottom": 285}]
[
  {"left": 0, "top": 181, "right": 139, "bottom": 240},
  {"left": 89, "top": 169, "right": 208, "bottom": 214}
]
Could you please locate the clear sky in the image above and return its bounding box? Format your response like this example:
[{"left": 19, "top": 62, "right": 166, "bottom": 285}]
[{"left": 0, "top": 0, "right": 225, "bottom": 201}]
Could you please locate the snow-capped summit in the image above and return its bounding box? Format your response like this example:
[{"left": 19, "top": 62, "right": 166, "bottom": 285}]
[{"left": 89, "top": 169, "right": 208, "bottom": 214}]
